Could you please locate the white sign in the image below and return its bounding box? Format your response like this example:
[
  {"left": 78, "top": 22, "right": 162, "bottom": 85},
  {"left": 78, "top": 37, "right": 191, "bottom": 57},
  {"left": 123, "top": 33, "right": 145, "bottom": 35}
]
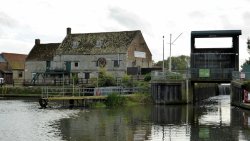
[
  {"left": 134, "top": 51, "right": 146, "bottom": 58},
  {"left": 240, "top": 72, "right": 245, "bottom": 79}
]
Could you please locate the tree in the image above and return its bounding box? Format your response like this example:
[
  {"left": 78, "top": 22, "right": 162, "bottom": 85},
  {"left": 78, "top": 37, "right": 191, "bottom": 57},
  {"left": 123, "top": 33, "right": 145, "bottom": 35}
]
[
  {"left": 154, "top": 55, "right": 190, "bottom": 70},
  {"left": 242, "top": 39, "right": 250, "bottom": 70}
]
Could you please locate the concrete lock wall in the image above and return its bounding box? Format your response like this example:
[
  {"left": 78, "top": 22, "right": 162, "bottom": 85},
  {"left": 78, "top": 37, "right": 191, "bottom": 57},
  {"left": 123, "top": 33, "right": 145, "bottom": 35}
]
[
  {"left": 231, "top": 81, "right": 244, "bottom": 106},
  {"left": 151, "top": 80, "right": 192, "bottom": 104}
]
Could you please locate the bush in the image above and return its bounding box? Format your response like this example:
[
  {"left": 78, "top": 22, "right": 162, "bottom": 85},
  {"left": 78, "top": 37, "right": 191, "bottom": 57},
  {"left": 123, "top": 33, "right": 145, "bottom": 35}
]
[
  {"left": 144, "top": 73, "right": 151, "bottom": 81},
  {"left": 127, "top": 93, "right": 152, "bottom": 104},
  {"left": 90, "top": 68, "right": 116, "bottom": 87},
  {"left": 105, "top": 93, "right": 126, "bottom": 107},
  {"left": 121, "top": 74, "right": 133, "bottom": 87}
]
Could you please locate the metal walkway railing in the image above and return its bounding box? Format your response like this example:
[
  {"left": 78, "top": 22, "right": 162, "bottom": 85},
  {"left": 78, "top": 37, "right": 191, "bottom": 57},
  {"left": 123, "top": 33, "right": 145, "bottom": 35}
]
[{"left": 41, "top": 86, "right": 147, "bottom": 98}]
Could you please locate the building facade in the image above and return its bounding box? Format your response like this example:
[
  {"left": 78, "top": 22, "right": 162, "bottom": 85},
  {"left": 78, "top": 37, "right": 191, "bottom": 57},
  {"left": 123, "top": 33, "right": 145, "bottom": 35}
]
[
  {"left": 0, "top": 53, "right": 27, "bottom": 84},
  {"left": 25, "top": 28, "right": 152, "bottom": 84}
]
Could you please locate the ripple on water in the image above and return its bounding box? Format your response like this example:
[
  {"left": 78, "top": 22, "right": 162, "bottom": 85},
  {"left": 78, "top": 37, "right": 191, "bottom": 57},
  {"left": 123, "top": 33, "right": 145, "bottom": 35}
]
[{"left": 0, "top": 100, "right": 80, "bottom": 141}]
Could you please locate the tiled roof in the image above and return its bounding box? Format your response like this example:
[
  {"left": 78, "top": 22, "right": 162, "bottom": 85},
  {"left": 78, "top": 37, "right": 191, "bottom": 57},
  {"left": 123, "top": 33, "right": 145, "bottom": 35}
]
[
  {"left": 2, "top": 53, "right": 27, "bottom": 70},
  {"left": 56, "top": 30, "right": 140, "bottom": 55},
  {"left": 0, "top": 62, "right": 10, "bottom": 73},
  {"left": 26, "top": 43, "right": 60, "bottom": 61}
]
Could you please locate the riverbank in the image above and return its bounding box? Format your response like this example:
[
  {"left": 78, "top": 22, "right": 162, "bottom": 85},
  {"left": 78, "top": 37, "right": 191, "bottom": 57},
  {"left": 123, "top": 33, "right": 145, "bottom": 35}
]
[
  {"left": 0, "top": 86, "right": 41, "bottom": 95},
  {"left": 0, "top": 86, "right": 153, "bottom": 108}
]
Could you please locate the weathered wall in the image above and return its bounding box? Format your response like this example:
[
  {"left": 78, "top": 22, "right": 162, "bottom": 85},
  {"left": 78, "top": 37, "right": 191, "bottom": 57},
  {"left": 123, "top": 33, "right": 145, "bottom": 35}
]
[
  {"left": 25, "top": 61, "right": 46, "bottom": 80},
  {"left": 12, "top": 70, "right": 25, "bottom": 85},
  {"left": 127, "top": 33, "right": 152, "bottom": 68},
  {"left": 151, "top": 80, "right": 192, "bottom": 104},
  {"left": 53, "top": 54, "right": 127, "bottom": 78}
]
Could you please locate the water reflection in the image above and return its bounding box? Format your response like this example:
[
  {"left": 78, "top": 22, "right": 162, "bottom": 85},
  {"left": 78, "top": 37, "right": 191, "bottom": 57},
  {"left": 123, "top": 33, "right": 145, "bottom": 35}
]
[
  {"left": 0, "top": 100, "right": 79, "bottom": 141},
  {"left": 1, "top": 96, "right": 250, "bottom": 141},
  {"left": 59, "top": 96, "right": 250, "bottom": 141},
  {"left": 151, "top": 105, "right": 192, "bottom": 141}
]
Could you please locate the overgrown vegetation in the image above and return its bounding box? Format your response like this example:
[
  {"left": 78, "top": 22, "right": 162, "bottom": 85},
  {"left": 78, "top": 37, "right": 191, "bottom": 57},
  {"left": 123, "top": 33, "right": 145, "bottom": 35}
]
[
  {"left": 105, "top": 93, "right": 126, "bottom": 107},
  {"left": 121, "top": 74, "right": 133, "bottom": 87},
  {"left": 90, "top": 68, "right": 116, "bottom": 87},
  {"left": 144, "top": 73, "right": 151, "bottom": 81},
  {"left": 126, "top": 93, "right": 152, "bottom": 106},
  {"left": 105, "top": 92, "right": 152, "bottom": 107}
]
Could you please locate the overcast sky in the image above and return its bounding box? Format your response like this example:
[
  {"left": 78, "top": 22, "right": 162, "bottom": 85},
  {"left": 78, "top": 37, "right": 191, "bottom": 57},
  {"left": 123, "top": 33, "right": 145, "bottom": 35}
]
[{"left": 0, "top": 0, "right": 250, "bottom": 64}]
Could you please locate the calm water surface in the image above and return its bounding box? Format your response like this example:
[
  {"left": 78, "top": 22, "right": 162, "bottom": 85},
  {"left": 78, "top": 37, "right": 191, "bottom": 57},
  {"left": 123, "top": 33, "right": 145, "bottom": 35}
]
[{"left": 1, "top": 95, "right": 250, "bottom": 141}]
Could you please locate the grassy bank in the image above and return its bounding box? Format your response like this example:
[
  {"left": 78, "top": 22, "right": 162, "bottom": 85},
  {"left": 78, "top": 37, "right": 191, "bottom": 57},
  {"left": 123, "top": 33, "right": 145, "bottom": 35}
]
[
  {"left": 90, "top": 93, "right": 153, "bottom": 108},
  {"left": 0, "top": 86, "right": 153, "bottom": 108},
  {"left": 0, "top": 86, "right": 41, "bottom": 97}
]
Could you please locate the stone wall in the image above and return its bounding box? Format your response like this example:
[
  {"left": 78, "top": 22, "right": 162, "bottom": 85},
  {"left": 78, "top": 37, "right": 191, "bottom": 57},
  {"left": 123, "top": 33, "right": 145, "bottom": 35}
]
[
  {"left": 53, "top": 54, "right": 128, "bottom": 78},
  {"left": 127, "top": 32, "right": 152, "bottom": 68},
  {"left": 25, "top": 61, "right": 46, "bottom": 80}
]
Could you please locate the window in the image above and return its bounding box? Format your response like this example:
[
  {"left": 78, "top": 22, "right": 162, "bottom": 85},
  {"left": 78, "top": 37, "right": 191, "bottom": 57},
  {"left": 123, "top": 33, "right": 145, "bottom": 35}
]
[
  {"left": 72, "top": 41, "right": 79, "bottom": 48},
  {"left": 114, "top": 60, "right": 119, "bottom": 67},
  {"left": 85, "top": 73, "right": 90, "bottom": 79},
  {"left": 95, "top": 40, "right": 103, "bottom": 48},
  {"left": 18, "top": 71, "right": 23, "bottom": 78},
  {"left": 96, "top": 58, "right": 106, "bottom": 67},
  {"left": 46, "top": 61, "right": 51, "bottom": 70},
  {"left": 74, "top": 62, "right": 78, "bottom": 67},
  {"left": 195, "top": 37, "right": 232, "bottom": 48}
]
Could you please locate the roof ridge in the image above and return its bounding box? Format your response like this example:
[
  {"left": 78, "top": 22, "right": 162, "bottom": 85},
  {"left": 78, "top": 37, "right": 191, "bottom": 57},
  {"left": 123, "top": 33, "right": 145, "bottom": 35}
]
[
  {"left": 1, "top": 52, "right": 27, "bottom": 56},
  {"left": 71, "top": 30, "right": 140, "bottom": 35}
]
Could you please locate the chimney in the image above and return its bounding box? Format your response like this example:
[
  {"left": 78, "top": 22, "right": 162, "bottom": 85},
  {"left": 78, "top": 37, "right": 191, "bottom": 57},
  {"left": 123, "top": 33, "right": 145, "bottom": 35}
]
[
  {"left": 35, "top": 39, "right": 40, "bottom": 45},
  {"left": 67, "top": 27, "right": 71, "bottom": 35}
]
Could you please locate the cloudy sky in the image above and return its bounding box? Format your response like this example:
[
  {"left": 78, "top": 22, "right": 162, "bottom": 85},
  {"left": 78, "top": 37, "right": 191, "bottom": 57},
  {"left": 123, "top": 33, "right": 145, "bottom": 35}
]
[{"left": 0, "top": 0, "right": 250, "bottom": 64}]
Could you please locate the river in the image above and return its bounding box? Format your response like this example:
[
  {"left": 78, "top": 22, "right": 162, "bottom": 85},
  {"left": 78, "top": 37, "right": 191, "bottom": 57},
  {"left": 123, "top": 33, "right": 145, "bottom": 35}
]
[{"left": 0, "top": 95, "right": 250, "bottom": 141}]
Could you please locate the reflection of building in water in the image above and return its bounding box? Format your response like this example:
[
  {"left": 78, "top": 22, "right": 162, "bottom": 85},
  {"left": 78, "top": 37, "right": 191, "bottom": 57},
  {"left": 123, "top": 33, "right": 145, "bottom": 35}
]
[
  {"left": 231, "top": 108, "right": 250, "bottom": 140},
  {"left": 152, "top": 105, "right": 193, "bottom": 124},
  {"left": 150, "top": 105, "right": 193, "bottom": 140},
  {"left": 58, "top": 96, "right": 250, "bottom": 141},
  {"left": 59, "top": 106, "right": 153, "bottom": 141},
  {"left": 190, "top": 96, "right": 250, "bottom": 141}
]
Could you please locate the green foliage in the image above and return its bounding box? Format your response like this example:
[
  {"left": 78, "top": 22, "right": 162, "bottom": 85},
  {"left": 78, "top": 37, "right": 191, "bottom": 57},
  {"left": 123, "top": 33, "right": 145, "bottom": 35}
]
[
  {"left": 89, "top": 102, "right": 106, "bottom": 108},
  {"left": 154, "top": 55, "right": 190, "bottom": 70},
  {"left": 144, "top": 73, "right": 151, "bottom": 81},
  {"left": 136, "top": 81, "right": 149, "bottom": 91},
  {"left": 0, "top": 87, "right": 41, "bottom": 95},
  {"left": 166, "top": 71, "right": 183, "bottom": 80},
  {"left": 241, "top": 58, "right": 250, "bottom": 70},
  {"left": 90, "top": 68, "right": 116, "bottom": 87},
  {"left": 126, "top": 93, "right": 152, "bottom": 105},
  {"left": 121, "top": 74, "right": 133, "bottom": 87},
  {"left": 105, "top": 93, "right": 126, "bottom": 107},
  {"left": 98, "top": 68, "right": 116, "bottom": 87}
]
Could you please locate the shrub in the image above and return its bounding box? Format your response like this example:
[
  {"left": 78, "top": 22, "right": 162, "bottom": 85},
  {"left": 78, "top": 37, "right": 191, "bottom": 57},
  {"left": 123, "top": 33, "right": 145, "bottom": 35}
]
[
  {"left": 89, "top": 68, "right": 116, "bottom": 87},
  {"left": 144, "top": 73, "right": 151, "bottom": 81},
  {"left": 105, "top": 93, "right": 126, "bottom": 107},
  {"left": 121, "top": 74, "right": 133, "bottom": 87}
]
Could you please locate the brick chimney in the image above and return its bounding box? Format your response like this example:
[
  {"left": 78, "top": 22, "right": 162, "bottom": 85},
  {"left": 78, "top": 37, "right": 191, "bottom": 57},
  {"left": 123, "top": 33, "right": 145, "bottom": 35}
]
[
  {"left": 67, "top": 27, "right": 71, "bottom": 35},
  {"left": 35, "top": 39, "right": 40, "bottom": 45}
]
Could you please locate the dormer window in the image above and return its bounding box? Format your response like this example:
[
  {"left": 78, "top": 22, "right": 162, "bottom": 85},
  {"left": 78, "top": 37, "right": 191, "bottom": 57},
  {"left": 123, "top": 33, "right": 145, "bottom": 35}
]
[
  {"left": 95, "top": 40, "right": 103, "bottom": 48},
  {"left": 72, "top": 41, "right": 79, "bottom": 48}
]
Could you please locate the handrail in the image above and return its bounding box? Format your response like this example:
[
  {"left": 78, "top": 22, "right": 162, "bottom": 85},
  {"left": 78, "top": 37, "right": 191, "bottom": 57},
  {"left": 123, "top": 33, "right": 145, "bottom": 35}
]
[{"left": 41, "top": 86, "right": 147, "bottom": 98}]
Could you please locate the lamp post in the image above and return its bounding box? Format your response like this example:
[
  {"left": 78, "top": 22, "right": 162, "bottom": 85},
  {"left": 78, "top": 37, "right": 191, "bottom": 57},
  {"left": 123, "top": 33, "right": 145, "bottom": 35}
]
[
  {"left": 169, "top": 33, "right": 182, "bottom": 72},
  {"left": 163, "top": 36, "right": 165, "bottom": 73}
]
